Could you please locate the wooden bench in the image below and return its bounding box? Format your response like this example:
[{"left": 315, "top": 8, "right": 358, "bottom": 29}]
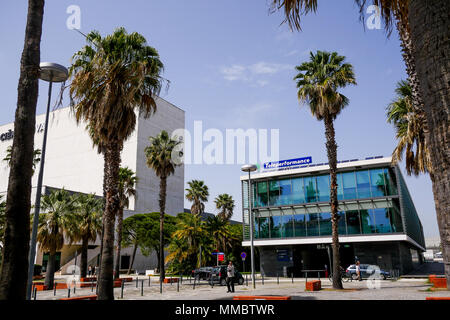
[
  {"left": 59, "top": 295, "right": 97, "bottom": 301},
  {"left": 305, "top": 280, "right": 321, "bottom": 291},
  {"left": 233, "top": 295, "right": 291, "bottom": 300}
]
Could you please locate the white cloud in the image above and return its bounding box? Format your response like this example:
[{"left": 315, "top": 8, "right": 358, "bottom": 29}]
[
  {"left": 220, "top": 65, "right": 247, "bottom": 81},
  {"left": 219, "top": 61, "right": 292, "bottom": 86}
]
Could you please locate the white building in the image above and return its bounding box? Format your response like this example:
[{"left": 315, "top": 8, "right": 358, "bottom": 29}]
[{"left": 0, "top": 97, "right": 185, "bottom": 274}]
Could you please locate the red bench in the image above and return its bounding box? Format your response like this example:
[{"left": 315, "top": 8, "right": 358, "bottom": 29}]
[
  {"left": 60, "top": 295, "right": 97, "bottom": 301},
  {"left": 429, "top": 275, "right": 447, "bottom": 289},
  {"left": 163, "top": 278, "right": 179, "bottom": 283}
]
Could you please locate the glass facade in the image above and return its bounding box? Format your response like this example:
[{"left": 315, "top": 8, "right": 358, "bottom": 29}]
[{"left": 251, "top": 167, "right": 397, "bottom": 208}]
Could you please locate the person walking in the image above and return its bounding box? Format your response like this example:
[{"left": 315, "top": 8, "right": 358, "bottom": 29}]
[
  {"left": 355, "top": 261, "right": 362, "bottom": 281},
  {"left": 226, "top": 261, "right": 235, "bottom": 293}
]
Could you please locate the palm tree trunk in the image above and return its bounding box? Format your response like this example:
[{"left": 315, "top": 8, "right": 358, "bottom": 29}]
[
  {"left": 114, "top": 207, "right": 124, "bottom": 279},
  {"left": 0, "top": 0, "right": 44, "bottom": 300},
  {"left": 97, "top": 152, "right": 108, "bottom": 280},
  {"left": 324, "top": 113, "right": 343, "bottom": 290},
  {"left": 44, "top": 251, "right": 56, "bottom": 290},
  {"left": 127, "top": 243, "right": 138, "bottom": 275},
  {"left": 154, "top": 246, "right": 160, "bottom": 273},
  {"left": 409, "top": 0, "right": 450, "bottom": 284},
  {"left": 159, "top": 176, "right": 167, "bottom": 282},
  {"left": 97, "top": 141, "right": 121, "bottom": 300},
  {"left": 80, "top": 237, "right": 89, "bottom": 278}
]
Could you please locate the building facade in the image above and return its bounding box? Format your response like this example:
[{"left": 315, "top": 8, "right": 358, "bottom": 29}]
[
  {"left": 241, "top": 157, "right": 425, "bottom": 276},
  {"left": 0, "top": 97, "right": 185, "bottom": 274}
]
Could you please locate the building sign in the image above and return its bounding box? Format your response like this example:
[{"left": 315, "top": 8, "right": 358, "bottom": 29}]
[
  {"left": 276, "top": 249, "right": 290, "bottom": 262},
  {"left": 0, "top": 123, "right": 44, "bottom": 143},
  {"left": 263, "top": 156, "right": 312, "bottom": 170}
]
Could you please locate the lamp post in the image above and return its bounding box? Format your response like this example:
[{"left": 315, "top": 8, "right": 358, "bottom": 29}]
[
  {"left": 241, "top": 164, "right": 257, "bottom": 289},
  {"left": 26, "top": 62, "right": 68, "bottom": 300}
]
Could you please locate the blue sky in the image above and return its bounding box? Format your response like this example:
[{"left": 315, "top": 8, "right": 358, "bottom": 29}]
[{"left": 0, "top": 1, "right": 438, "bottom": 237}]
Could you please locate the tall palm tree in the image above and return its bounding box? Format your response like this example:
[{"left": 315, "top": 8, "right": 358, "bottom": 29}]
[
  {"left": 114, "top": 167, "right": 137, "bottom": 279},
  {"left": 214, "top": 194, "right": 235, "bottom": 221},
  {"left": 205, "top": 216, "right": 236, "bottom": 254},
  {"left": 387, "top": 80, "right": 432, "bottom": 176},
  {"left": 36, "top": 189, "right": 75, "bottom": 289},
  {"left": 185, "top": 180, "right": 209, "bottom": 216},
  {"left": 66, "top": 193, "right": 103, "bottom": 278},
  {"left": 0, "top": 195, "right": 6, "bottom": 262},
  {"left": 69, "top": 27, "right": 165, "bottom": 300},
  {"left": 0, "top": 0, "right": 45, "bottom": 300},
  {"left": 294, "top": 50, "right": 356, "bottom": 289},
  {"left": 144, "top": 130, "right": 180, "bottom": 281},
  {"left": 3, "top": 147, "right": 41, "bottom": 174},
  {"left": 271, "top": 0, "right": 450, "bottom": 284}
]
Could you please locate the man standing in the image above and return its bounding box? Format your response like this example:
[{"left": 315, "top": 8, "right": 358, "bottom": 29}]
[
  {"left": 355, "top": 261, "right": 362, "bottom": 281},
  {"left": 226, "top": 261, "right": 235, "bottom": 293}
]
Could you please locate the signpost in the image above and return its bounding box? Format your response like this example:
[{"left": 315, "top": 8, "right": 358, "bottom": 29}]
[
  {"left": 241, "top": 252, "right": 247, "bottom": 273},
  {"left": 212, "top": 251, "right": 224, "bottom": 266}
]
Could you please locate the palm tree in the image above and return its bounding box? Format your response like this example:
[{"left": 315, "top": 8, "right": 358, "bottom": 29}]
[
  {"left": 185, "top": 180, "right": 209, "bottom": 216},
  {"left": 36, "top": 189, "right": 75, "bottom": 289},
  {"left": 3, "top": 147, "right": 41, "bottom": 174},
  {"left": 0, "top": 0, "right": 45, "bottom": 300},
  {"left": 205, "top": 216, "right": 236, "bottom": 254},
  {"left": 66, "top": 193, "right": 103, "bottom": 278},
  {"left": 387, "top": 80, "right": 432, "bottom": 176},
  {"left": 0, "top": 195, "right": 6, "bottom": 262},
  {"left": 271, "top": 0, "right": 450, "bottom": 284},
  {"left": 114, "top": 167, "right": 137, "bottom": 279},
  {"left": 144, "top": 130, "right": 181, "bottom": 281},
  {"left": 69, "top": 27, "right": 165, "bottom": 300},
  {"left": 214, "top": 194, "right": 235, "bottom": 221},
  {"left": 294, "top": 50, "right": 356, "bottom": 289}
]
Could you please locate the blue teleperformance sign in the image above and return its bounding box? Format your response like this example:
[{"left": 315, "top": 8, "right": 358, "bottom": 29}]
[{"left": 263, "top": 156, "right": 312, "bottom": 170}]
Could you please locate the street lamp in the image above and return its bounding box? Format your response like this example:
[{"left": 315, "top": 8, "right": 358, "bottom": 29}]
[
  {"left": 26, "top": 62, "right": 68, "bottom": 300},
  {"left": 241, "top": 164, "right": 257, "bottom": 289}
]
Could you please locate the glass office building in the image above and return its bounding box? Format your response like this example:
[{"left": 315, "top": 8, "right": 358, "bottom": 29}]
[{"left": 241, "top": 157, "right": 425, "bottom": 276}]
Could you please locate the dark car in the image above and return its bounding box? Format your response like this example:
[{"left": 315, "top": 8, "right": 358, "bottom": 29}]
[
  {"left": 346, "top": 264, "right": 390, "bottom": 280},
  {"left": 192, "top": 267, "right": 215, "bottom": 280},
  {"left": 211, "top": 265, "right": 245, "bottom": 286}
]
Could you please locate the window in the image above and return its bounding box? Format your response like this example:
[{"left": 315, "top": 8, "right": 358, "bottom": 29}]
[
  {"left": 270, "top": 215, "right": 282, "bottom": 238},
  {"left": 356, "top": 170, "right": 371, "bottom": 199},
  {"left": 389, "top": 206, "right": 403, "bottom": 232},
  {"left": 360, "top": 209, "right": 376, "bottom": 234},
  {"left": 385, "top": 168, "right": 398, "bottom": 196},
  {"left": 338, "top": 211, "right": 347, "bottom": 234},
  {"left": 370, "top": 168, "right": 386, "bottom": 197},
  {"left": 293, "top": 214, "right": 306, "bottom": 237},
  {"left": 282, "top": 214, "right": 294, "bottom": 237},
  {"left": 346, "top": 210, "right": 361, "bottom": 234},
  {"left": 336, "top": 173, "right": 344, "bottom": 201},
  {"left": 304, "top": 177, "right": 317, "bottom": 203},
  {"left": 319, "top": 212, "right": 332, "bottom": 235},
  {"left": 268, "top": 180, "right": 280, "bottom": 206},
  {"left": 316, "top": 175, "right": 330, "bottom": 202},
  {"left": 306, "top": 213, "right": 319, "bottom": 236},
  {"left": 292, "top": 178, "right": 305, "bottom": 204},
  {"left": 257, "top": 217, "right": 270, "bottom": 238},
  {"left": 342, "top": 171, "right": 357, "bottom": 200},
  {"left": 256, "top": 181, "right": 268, "bottom": 207},
  {"left": 372, "top": 208, "right": 392, "bottom": 233},
  {"left": 279, "top": 179, "right": 292, "bottom": 205}
]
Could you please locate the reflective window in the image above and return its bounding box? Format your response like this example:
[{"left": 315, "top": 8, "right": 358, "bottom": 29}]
[
  {"left": 283, "top": 215, "right": 294, "bottom": 237},
  {"left": 293, "top": 214, "right": 306, "bottom": 237},
  {"left": 338, "top": 211, "right": 347, "bottom": 234},
  {"left": 256, "top": 181, "right": 268, "bottom": 207},
  {"left": 279, "top": 179, "right": 292, "bottom": 205},
  {"left": 360, "top": 209, "right": 376, "bottom": 234},
  {"left": 268, "top": 181, "right": 280, "bottom": 206},
  {"left": 291, "top": 178, "right": 305, "bottom": 204},
  {"left": 257, "top": 217, "right": 270, "bottom": 238},
  {"left": 342, "top": 171, "right": 357, "bottom": 200},
  {"left": 270, "top": 215, "right": 282, "bottom": 238},
  {"left": 372, "top": 208, "right": 392, "bottom": 233},
  {"left": 385, "top": 168, "right": 398, "bottom": 195},
  {"left": 356, "top": 170, "right": 371, "bottom": 199},
  {"left": 336, "top": 173, "right": 344, "bottom": 201},
  {"left": 370, "top": 168, "right": 386, "bottom": 197},
  {"left": 346, "top": 210, "right": 361, "bottom": 234},
  {"left": 306, "top": 213, "right": 319, "bottom": 236},
  {"left": 304, "top": 177, "right": 317, "bottom": 203},
  {"left": 389, "top": 206, "right": 403, "bottom": 232},
  {"left": 316, "top": 175, "right": 330, "bottom": 202},
  {"left": 319, "top": 212, "right": 332, "bottom": 235}
]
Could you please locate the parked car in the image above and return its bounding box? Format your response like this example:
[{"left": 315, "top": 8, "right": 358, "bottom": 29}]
[
  {"left": 191, "top": 267, "right": 215, "bottom": 280},
  {"left": 211, "top": 265, "right": 245, "bottom": 286},
  {"left": 346, "top": 264, "right": 390, "bottom": 280}
]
